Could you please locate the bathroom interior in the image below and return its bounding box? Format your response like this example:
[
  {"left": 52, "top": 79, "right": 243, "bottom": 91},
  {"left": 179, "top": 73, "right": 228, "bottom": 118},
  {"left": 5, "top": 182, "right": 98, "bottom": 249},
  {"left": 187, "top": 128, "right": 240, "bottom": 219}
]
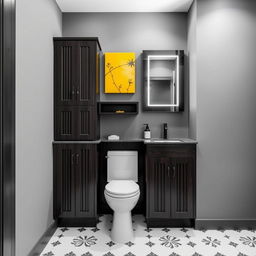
[{"left": 1, "top": 0, "right": 255, "bottom": 255}]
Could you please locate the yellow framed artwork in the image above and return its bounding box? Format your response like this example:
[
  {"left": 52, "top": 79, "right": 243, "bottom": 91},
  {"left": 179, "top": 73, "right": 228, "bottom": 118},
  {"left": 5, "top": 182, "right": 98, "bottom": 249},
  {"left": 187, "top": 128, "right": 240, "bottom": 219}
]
[{"left": 105, "top": 52, "right": 135, "bottom": 93}]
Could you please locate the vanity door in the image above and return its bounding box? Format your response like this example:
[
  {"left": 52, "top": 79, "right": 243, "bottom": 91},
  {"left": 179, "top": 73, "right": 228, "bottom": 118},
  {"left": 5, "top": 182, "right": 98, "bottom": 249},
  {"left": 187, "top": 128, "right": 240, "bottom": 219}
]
[
  {"left": 170, "top": 156, "right": 195, "bottom": 219},
  {"left": 146, "top": 156, "right": 171, "bottom": 219}
]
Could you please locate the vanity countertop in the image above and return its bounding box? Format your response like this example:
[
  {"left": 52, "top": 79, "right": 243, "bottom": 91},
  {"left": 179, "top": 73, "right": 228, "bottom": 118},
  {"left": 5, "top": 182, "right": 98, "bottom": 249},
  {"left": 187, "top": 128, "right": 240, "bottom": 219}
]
[
  {"left": 101, "top": 138, "right": 197, "bottom": 144},
  {"left": 101, "top": 139, "right": 144, "bottom": 143},
  {"left": 144, "top": 138, "right": 197, "bottom": 144},
  {"left": 53, "top": 138, "right": 197, "bottom": 144},
  {"left": 53, "top": 140, "right": 102, "bottom": 144}
]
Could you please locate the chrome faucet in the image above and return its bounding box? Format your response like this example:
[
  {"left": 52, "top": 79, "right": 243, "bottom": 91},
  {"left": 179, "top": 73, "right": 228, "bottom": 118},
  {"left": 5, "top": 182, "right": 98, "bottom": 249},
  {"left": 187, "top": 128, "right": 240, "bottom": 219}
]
[{"left": 163, "top": 123, "right": 168, "bottom": 139}]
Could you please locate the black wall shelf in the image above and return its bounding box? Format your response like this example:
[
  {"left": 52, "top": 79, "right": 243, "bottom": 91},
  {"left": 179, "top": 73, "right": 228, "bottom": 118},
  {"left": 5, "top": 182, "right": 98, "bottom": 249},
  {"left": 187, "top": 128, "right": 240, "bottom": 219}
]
[{"left": 99, "top": 102, "right": 139, "bottom": 115}]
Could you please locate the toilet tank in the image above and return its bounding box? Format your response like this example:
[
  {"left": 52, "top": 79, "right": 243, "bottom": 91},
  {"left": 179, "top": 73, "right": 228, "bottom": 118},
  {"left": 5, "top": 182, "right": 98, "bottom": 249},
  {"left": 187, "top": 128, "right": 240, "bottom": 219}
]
[{"left": 107, "top": 151, "right": 138, "bottom": 182}]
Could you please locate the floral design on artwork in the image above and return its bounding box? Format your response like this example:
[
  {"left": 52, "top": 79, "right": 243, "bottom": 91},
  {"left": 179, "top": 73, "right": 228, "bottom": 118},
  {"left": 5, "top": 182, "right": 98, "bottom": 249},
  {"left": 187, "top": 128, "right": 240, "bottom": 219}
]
[
  {"left": 239, "top": 236, "right": 256, "bottom": 247},
  {"left": 105, "top": 53, "right": 135, "bottom": 93},
  {"left": 159, "top": 235, "right": 181, "bottom": 248},
  {"left": 202, "top": 236, "right": 221, "bottom": 247},
  {"left": 71, "top": 236, "right": 97, "bottom": 247}
]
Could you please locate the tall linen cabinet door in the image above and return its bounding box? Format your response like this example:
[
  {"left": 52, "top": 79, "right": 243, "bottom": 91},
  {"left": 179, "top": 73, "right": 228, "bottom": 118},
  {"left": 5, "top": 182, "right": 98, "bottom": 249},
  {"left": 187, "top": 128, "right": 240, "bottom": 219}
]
[
  {"left": 75, "top": 144, "right": 97, "bottom": 218},
  {"left": 76, "top": 41, "right": 96, "bottom": 106},
  {"left": 54, "top": 106, "right": 77, "bottom": 141},
  {"left": 53, "top": 144, "right": 76, "bottom": 219},
  {"left": 54, "top": 41, "right": 77, "bottom": 106},
  {"left": 76, "top": 106, "right": 97, "bottom": 140}
]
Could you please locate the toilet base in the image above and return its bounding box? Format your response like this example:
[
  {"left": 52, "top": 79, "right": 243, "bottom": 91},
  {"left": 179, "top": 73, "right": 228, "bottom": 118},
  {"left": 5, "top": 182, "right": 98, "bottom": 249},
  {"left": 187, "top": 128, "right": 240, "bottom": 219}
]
[{"left": 111, "top": 211, "right": 134, "bottom": 243}]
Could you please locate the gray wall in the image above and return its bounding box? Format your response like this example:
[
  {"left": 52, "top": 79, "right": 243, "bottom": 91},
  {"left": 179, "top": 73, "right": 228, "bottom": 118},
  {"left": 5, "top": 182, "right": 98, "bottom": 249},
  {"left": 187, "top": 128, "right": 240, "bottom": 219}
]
[
  {"left": 16, "top": 0, "right": 62, "bottom": 255},
  {"left": 195, "top": 0, "right": 256, "bottom": 220},
  {"left": 187, "top": 1, "right": 197, "bottom": 140},
  {"left": 63, "top": 13, "right": 189, "bottom": 139}
]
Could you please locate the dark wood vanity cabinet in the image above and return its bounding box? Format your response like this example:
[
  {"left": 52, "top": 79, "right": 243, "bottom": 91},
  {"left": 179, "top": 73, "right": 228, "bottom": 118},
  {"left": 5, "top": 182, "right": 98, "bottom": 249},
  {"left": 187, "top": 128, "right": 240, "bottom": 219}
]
[
  {"left": 54, "top": 38, "right": 101, "bottom": 141},
  {"left": 146, "top": 144, "right": 196, "bottom": 227},
  {"left": 53, "top": 143, "right": 98, "bottom": 226}
]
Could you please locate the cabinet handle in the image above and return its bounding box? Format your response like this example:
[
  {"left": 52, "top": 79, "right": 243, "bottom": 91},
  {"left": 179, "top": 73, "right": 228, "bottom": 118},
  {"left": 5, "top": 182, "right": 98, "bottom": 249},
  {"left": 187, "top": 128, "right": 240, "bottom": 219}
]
[
  {"left": 72, "top": 86, "right": 75, "bottom": 95},
  {"left": 76, "top": 89, "right": 80, "bottom": 95},
  {"left": 71, "top": 153, "right": 75, "bottom": 165},
  {"left": 167, "top": 166, "right": 170, "bottom": 177},
  {"left": 75, "top": 153, "right": 79, "bottom": 165},
  {"left": 172, "top": 165, "right": 176, "bottom": 178}
]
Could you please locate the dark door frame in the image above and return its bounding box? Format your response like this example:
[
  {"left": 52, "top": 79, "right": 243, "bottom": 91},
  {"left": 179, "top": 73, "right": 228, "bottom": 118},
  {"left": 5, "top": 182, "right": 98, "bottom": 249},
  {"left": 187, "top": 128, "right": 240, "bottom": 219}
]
[{"left": 0, "top": 0, "right": 16, "bottom": 255}]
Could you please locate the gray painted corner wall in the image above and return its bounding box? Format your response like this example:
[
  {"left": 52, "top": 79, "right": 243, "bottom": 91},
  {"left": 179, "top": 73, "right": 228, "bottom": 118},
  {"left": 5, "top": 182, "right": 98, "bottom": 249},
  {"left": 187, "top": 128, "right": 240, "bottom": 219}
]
[
  {"left": 63, "top": 13, "right": 189, "bottom": 139},
  {"left": 16, "top": 0, "right": 62, "bottom": 255},
  {"left": 187, "top": 0, "right": 197, "bottom": 140},
  {"left": 196, "top": 0, "right": 256, "bottom": 219}
]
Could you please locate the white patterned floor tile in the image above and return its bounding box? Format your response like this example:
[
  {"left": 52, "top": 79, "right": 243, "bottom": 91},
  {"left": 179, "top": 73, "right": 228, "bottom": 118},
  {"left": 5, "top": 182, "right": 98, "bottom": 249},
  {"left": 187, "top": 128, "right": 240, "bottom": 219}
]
[{"left": 40, "top": 216, "right": 256, "bottom": 256}]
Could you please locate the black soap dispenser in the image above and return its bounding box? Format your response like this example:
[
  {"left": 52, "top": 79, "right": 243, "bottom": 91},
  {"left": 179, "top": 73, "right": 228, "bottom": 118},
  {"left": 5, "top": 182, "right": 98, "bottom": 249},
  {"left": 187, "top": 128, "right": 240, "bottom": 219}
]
[{"left": 144, "top": 124, "right": 151, "bottom": 139}]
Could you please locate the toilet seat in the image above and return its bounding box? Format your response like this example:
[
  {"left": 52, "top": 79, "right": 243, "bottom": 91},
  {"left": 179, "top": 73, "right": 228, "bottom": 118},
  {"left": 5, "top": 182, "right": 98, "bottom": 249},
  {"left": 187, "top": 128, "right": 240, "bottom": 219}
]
[{"left": 105, "top": 180, "right": 140, "bottom": 198}]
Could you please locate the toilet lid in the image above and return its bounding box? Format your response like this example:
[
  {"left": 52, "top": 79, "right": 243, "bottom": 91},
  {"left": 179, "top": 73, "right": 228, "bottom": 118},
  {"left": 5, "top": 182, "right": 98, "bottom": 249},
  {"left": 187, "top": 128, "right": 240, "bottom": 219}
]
[{"left": 105, "top": 180, "right": 139, "bottom": 196}]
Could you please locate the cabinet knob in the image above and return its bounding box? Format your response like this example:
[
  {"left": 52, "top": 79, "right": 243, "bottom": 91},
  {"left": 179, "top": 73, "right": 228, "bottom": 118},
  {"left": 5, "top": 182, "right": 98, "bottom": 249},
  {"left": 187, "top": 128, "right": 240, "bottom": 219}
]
[
  {"left": 75, "top": 153, "right": 79, "bottom": 165},
  {"left": 71, "top": 153, "right": 75, "bottom": 165},
  {"left": 72, "top": 86, "right": 75, "bottom": 95},
  {"left": 172, "top": 165, "right": 176, "bottom": 178}
]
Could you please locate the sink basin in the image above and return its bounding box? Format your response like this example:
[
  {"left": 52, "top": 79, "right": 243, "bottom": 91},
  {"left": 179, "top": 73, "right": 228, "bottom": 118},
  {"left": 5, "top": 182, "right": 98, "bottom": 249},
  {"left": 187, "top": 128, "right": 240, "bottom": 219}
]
[
  {"left": 154, "top": 140, "right": 183, "bottom": 143},
  {"left": 145, "top": 139, "right": 183, "bottom": 143}
]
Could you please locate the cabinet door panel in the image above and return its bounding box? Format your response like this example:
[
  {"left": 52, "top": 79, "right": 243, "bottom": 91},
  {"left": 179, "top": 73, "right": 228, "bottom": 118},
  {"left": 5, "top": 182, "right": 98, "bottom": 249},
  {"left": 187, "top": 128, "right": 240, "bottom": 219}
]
[
  {"left": 55, "top": 106, "right": 97, "bottom": 141},
  {"left": 147, "top": 157, "right": 170, "bottom": 218},
  {"left": 76, "top": 145, "right": 97, "bottom": 217},
  {"left": 54, "top": 144, "right": 76, "bottom": 218},
  {"left": 54, "top": 41, "right": 77, "bottom": 106},
  {"left": 77, "top": 106, "right": 96, "bottom": 140},
  {"left": 76, "top": 41, "right": 96, "bottom": 106},
  {"left": 54, "top": 106, "right": 77, "bottom": 140},
  {"left": 170, "top": 157, "right": 195, "bottom": 218}
]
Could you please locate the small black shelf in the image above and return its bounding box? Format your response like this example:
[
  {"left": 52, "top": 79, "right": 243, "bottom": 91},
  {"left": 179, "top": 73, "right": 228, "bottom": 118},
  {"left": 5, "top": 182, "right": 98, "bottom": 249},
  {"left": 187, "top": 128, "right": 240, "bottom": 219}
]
[{"left": 99, "top": 101, "right": 139, "bottom": 115}]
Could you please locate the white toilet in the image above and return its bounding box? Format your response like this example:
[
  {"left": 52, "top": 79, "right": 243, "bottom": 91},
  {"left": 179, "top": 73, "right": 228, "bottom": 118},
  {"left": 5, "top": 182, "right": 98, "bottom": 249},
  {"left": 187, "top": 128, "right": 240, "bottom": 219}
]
[{"left": 104, "top": 151, "right": 140, "bottom": 243}]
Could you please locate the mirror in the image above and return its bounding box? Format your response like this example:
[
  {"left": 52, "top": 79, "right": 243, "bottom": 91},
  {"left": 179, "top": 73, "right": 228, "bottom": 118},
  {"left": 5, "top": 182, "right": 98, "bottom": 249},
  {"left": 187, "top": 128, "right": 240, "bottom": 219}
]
[{"left": 143, "top": 50, "right": 184, "bottom": 112}]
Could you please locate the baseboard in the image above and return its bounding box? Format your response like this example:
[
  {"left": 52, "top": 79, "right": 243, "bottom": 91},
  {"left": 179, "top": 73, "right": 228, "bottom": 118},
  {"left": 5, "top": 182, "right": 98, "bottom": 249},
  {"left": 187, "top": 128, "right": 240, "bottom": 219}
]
[
  {"left": 147, "top": 218, "right": 194, "bottom": 228},
  {"left": 28, "top": 221, "right": 57, "bottom": 256},
  {"left": 57, "top": 217, "right": 98, "bottom": 227},
  {"left": 195, "top": 219, "right": 256, "bottom": 229}
]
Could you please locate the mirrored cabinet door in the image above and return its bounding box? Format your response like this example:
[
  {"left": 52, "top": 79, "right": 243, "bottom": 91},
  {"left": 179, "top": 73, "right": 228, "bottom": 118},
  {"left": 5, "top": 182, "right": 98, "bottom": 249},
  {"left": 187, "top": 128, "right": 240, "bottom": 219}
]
[{"left": 143, "top": 50, "right": 184, "bottom": 112}]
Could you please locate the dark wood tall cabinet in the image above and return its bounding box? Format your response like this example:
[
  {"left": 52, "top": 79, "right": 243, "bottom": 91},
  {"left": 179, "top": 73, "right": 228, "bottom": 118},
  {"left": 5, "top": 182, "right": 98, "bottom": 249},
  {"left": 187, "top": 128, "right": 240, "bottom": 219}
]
[
  {"left": 53, "top": 143, "right": 98, "bottom": 226},
  {"left": 146, "top": 144, "right": 196, "bottom": 227},
  {"left": 54, "top": 38, "right": 101, "bottom": 141},
  {"left": 53, "top": 38, "right": 101, "bottom": 227}
]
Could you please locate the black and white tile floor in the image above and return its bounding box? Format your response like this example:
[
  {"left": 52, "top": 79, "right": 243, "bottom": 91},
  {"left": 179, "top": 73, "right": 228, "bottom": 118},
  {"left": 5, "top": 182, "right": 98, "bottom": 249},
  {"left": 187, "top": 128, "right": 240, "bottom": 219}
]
[{"left": 40, "top": 215, "right": 256, "bottom": 256}]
